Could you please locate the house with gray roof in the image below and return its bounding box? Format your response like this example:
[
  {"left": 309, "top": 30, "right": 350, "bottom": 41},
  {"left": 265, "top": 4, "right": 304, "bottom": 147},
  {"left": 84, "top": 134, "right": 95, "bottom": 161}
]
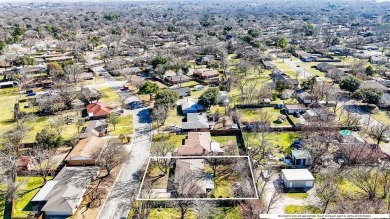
[
  {"left": 181, "top": 98, "right": 204, "bottom": 114},
  {"left": 78, "top": 120, "right": 108, "bottom": 139},
  {"left": 291, "top": 149, "right": 312, "bottom": 166},
  {"left": 171, "top": 87, "right": 191, "bottom": 98},
  {"left": 182, "top": 113, "right": 213, "bottom": 131},
  {"left": 32, "top": 166, "right": 98, "bottom": 217}
]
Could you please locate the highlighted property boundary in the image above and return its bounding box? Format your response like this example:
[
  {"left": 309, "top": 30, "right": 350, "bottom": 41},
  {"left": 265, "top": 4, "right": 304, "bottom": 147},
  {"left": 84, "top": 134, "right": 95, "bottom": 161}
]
[{"left": 137, "top": 155, "right": 259, "bottom": 201}]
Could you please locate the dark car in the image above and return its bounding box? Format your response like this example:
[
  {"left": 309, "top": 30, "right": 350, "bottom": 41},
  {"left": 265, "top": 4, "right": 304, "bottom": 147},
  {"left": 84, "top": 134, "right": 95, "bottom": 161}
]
[
  {"left": 26, "top": 90, "right": 36, "bottom": 96},
  {"left": 128, "top": 101, "right": 143, "bottom": 110}
]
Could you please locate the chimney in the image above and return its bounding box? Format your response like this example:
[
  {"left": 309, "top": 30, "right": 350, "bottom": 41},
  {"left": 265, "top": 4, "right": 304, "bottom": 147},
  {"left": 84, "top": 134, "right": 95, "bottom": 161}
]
[{"left": 202, "top": 149, "right": 206, "bottom": 154}]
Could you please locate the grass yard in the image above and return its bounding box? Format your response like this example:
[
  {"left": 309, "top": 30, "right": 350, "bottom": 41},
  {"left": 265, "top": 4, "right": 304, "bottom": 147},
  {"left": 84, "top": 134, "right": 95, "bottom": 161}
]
[
  {"left": 147, "top": 163, "right": 169, "bottom": 189},
  {"left": 0, "top": 183, "right": 10, "bottom": 219},
  {"left": 271, "top": 96, "right": 299, "bottom": 104},
  {"left": 152, "top": 133, "right": 186, "bottom": 149},
  {"left": 214, "top": 207, "right": 244, "bottom": 219},
  {"left": 274, "top": 61, "right": 301, "bottom": 79},
  {"left": 99, "top": 86, "right": 120, "bottom": 104},
  {"left": 0, "top": 87, "right": 19, "bottom": 138},
  {"left": 285, "top": 192, "right": 309, "bottom": 199},
  {"left": 338, "top": 178, "right": 365, "bottom": 198},
  {"left": 212, "top": 176, "right": 234, "bottom": 198},
  {"left": 13, "top": 176, "right": 50, "bottom": 218},
  {"left": 239, "top": 108, "right": 293, "bottom": 127},
  {"left": 148, "top": 208, "right": 197, "bottom": 219},
  {"left": 371, "top": 110, "right": 390, "bottom": 126},
  {"left": 181, "top": 81, "right": 199, "bottom": 88},
  {"left": 285, "top": 205, "right": 321, "bottom": 214},
  {"left": 163, "top": 107, "right": 184, "bottom": 127},
  {"left": 109, "top": 114, "right": 133, "bottom": 136},
  {"left": 265, "top": 108, "right": 292, "bottom": 127},
  {"left": 269, "top": 132, "right": 299, "bottom": 154}
]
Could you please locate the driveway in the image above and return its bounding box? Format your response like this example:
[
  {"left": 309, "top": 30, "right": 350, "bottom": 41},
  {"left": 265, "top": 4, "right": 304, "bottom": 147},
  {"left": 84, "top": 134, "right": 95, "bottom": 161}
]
[{"left": 97, "top": 103, "right": 152, "bottom": 219}]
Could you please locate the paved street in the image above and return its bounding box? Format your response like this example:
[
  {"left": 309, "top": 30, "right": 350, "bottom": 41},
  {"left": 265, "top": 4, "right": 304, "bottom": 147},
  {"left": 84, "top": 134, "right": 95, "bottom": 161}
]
[{"left": 97, "top": 105, "right": 152, "bottom": 219}]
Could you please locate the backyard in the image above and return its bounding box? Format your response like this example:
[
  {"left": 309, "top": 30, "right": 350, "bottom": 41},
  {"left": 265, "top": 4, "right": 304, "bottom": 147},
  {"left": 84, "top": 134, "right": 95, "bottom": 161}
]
[
  {"left": 238, "top": 107, "right": 294, "bottom": 127},
  {"left": 13, "top": 176, "right": 50, "bottom": 218},
  {"left": 109, "top": 114, "right": 133, "bottom": 136}
]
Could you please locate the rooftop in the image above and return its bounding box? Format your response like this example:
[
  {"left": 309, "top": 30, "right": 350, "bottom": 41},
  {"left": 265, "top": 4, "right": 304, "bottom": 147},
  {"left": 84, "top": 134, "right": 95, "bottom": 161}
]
[{"left": 281, "top": 169, "right": 314, "bottom": 181}]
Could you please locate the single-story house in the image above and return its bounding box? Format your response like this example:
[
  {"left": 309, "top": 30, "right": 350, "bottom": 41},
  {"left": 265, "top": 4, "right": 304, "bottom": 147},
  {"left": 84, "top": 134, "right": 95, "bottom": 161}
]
[
  {"left": 195, "top": 55, "right": 214, "bottom": 65},
  {"left": 78, "top": 120, "right": 108, "bottom": 139},
  {"left": 181, "top": 98, "right": 204, "bottom": 114},
  {"left": 193, "top": 68, "right": 219, "bottom": 80},
  {"left": 361, "top": 81, "right": 389, "bottom": 93},
  {"left": 271, "top": 72, "right": 299, "bottom": 89},
  {"left": 182, "top": 112, "right": 213, "bottom": 131},
  {"left": 171, "top": 87, "right": 191, "bottom": 98},
  {"left": 262, "top": 61, "right": 276, "bottom": 70},
  {"left": 297, "top": 92, "right": 316, "bottom": 104},
  {"left": 380, "top": 93, "right": 390, "bottom": 108},
  {"left": 65, "top": 136, "right": 105, "bottom": 166},
  {"left": 32, "top": 166, "right": 99, "bottom": 217},
  {"left": 301, "top": 55, "right": 316, "bottom": 62},
  {"left": 317, "top": 63, "right": 336, "bottom": 72},
  {"left": 285, "top": 104, "right": 307, "bottom": 114},
  {"left": 86, "top": 102, "right": 116, "bottom": 119},
  {"left": 218, "top": 91, "right": 229, "bottom": 106},
  {"left": 370, "top": 55, "right": 387, "bottom": 64},
  {"left": 81, "top": 87, "right": 101, "bottom": 103},
  {"left": 45, "top": 56, "right": 74, "bottom": 62},
  {"left": 281, "top": 169, "right": 314, "bottom": 188},
  {"left": 291, "top": 149, "right": 312, "bottom": 166},
  {"left": 176, "top": 132, "right": 223, "bottom": 156},
  {"left": 174, "top": 159, "right": 214, "bottom": 197},
  {"left": 17, "top": 156, "right": 37, "bottom": 171},
  {"left": 165, "top": 75, "right": 191, "bottom": 84},
  {"left": 281, "top": 89, "right": 294, "bottom": 99}
]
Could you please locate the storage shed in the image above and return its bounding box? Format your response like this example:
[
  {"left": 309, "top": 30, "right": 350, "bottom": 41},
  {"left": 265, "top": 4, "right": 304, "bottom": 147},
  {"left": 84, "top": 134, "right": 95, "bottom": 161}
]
[{"left": 281, "top": 169, "right": 314, "bottom": 188}]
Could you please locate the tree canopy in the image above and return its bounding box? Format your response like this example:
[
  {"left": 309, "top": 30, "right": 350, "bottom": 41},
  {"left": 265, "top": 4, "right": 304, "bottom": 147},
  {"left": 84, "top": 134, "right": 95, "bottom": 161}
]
[
  {"left": 340, "top": 76, "right": 361, "bottom": 92},
  {"left": 138, "top": 81, "right": 160, "bottom": 100},
  {"left": 198, "top": 87, "right": 220, "bottom": 109}
]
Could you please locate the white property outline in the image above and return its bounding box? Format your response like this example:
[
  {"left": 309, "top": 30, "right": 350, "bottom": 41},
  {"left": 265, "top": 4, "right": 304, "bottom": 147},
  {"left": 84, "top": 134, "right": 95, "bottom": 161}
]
[{"left": 136, "top": 155, "right": 259, "bottom": 201}]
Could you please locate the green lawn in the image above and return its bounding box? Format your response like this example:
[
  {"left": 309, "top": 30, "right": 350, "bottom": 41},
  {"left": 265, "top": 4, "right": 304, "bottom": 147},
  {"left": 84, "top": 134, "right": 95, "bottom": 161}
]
[
  {"left": 238, "top": 108, "right": 293, "bottom": 127},
  {"left": 214, "top": 207, "right": 244, "bottom": 219},
  {"left": 13, "top": 176, "right": 49, "bottom": 218},
  {"left": 212, "top": 176, "right": 234, "bottom": 198},
  {"left": 285, "top": 205, "right": 321, "bottom": 214},
  {"left": 243, "top": 132, "right": 299, "bottom": 157},
  {"left": 163, "top": 107, "right": 184, "bottom": 127},
  {"left": 285, "top": 193, "right": 309, "bottom": 199},
  {"left": 0, "top": 87, "right": 19, "bottom": 139},
  {"left": 181, "top": 81, "right": 199, "bottom": 88},
  {"left": 109, "top": 114, "right": 133, "bottom": 136},
  {"left": 152, "top": 133, "right": 186, "bottom": 149},
  {"left": 99, "top": 86, "right": 120, "bottom": 105}
]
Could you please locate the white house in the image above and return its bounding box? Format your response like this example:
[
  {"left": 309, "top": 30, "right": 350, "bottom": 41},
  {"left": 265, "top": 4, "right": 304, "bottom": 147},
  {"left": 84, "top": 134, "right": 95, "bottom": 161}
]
[
  {"left": 281, "top": 169, "right": 314, "bottom": 188},
  {"left": 181, "top": 98, "right": 204, "bottom": 114}
]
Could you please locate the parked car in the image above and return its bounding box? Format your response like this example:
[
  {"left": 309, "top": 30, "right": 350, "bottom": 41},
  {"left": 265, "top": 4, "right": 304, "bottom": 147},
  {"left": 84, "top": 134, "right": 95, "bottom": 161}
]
[
  {"left": 115, "top": 109, "right": 124, "bottom": 115},
  {"left": 193, "top": 85, "right": 204, "bottom": 91},
  {"left": 128, "top": 101, "right": 143, "bottom": 110},
  {"left": 26, "top": 90, "right": 36, "bottom": 96}
]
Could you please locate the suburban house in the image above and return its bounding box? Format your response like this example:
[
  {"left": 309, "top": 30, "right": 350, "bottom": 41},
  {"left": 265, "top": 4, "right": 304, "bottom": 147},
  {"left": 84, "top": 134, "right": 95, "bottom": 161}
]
[
  {"left": 174, "top": 159, "right": 214, "bottom": 197},
  {"left": 32, "top": 166, "right": 99, "bottom": 217},
  {"left": 380, "top": 93, "right": 390, "bottom": 108},
  {"left": 171, "top": 87, "right": 191, "bottom": 98},
  {"left": 192, "top": 68, "right": 220, "bottom": 83},
  {"left": 86, "top": 102, "right": 116, "bottom": 119},
  {"left": 17, "top": 156, "right": 37, "bottom": 171},
  {"left": 81, "top": 87, "right": 101, "bottom": 103},
  {"left": 182, "top": 113, "right": 213, "bottom": 131},
  {"left": 262, "top": 61, "right": 276, "bottom": 69},
  {"left": 181, "top": 98, "right": 204, "bottom": 114},
  {"left": 78, "top": 72, "right": 94, "bottom": 80},
  {"left": 176, "top": 132, "right": 223, "bottom": 156},
  {"left": 281, "top": 89, "right": 294, "bottom": 99},
  {"left": 297, "top": 92, "right": 316, "bottom": 104},
  {"left": 369, "top": 55, "right": 387, "bottom": 64},
  {"left": 295, "top": 51, "right": 316, "bottom": 62},
  {"left": 285, "top": 104, "right": 307, "bottom": 114},
  {"left": 65, "top": 136, "right": 105, "bottom": 166},
  {"left": 361, "top": 81, "right": 389, "bottom": 93},
  {"left": 316, "top": 63, "right": 336, "bottom": 72},
  {"left": 291, "top": 149, "right": 312, "bottom": 166},
  {"left": 195, "top": 55, "right": 214, "bottom": 65},
  {"left": 78, "top": 120, "right": 108, "bottom": 139},
  {"left": 271, "top": 71, "right": 299, "bottom": 89},
  {"left": 218, "top": 91, "right": 229, "bottom": 106},
  {"left": 165, "top": 75, "right": 191, "bottom": 84},
  {"left": 281, "top": 169, "right": 314, "bottom": 188},
  {"left": 44, "top": 55, "right": 74, "bottom": 62}
]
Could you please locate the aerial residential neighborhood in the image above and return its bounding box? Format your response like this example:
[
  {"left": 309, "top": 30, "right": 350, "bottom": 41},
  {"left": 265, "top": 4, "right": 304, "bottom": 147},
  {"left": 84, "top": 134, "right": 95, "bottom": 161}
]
[{"left": 0, "top": 0, "right": 390, "bottom": 219}]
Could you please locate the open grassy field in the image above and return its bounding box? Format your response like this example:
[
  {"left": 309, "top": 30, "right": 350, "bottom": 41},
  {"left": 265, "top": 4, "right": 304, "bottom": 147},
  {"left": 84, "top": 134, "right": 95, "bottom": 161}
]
[{"left": 152, "top": 133, "right": 186, "bottom": 149}]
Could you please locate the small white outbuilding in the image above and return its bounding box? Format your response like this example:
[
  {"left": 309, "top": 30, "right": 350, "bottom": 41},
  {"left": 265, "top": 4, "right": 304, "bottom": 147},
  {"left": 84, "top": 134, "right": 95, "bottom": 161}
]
[{"left": 281, "top": 169, "right": 314, "bottom": 188}]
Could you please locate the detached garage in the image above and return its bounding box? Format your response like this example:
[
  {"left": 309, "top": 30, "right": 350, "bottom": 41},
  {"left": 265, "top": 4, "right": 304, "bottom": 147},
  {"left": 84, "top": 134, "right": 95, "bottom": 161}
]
[{"left": 281, "top": 169, "right": 314, "bottom": 188}]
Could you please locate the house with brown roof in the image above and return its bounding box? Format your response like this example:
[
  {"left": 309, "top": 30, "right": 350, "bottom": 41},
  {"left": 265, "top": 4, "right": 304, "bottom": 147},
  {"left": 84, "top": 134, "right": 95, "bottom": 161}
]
[
  {"left": 192, "top": 68, "right": 220, "bottom": 83},
  {"left": 86, "top": 102, "right": 115, "bottom": 119},
  {"left": 176, "top": 132, "right": 223, "bottom": 156},
  {"left": 65, "top": 136, "right": 105, "bottom": 166}
]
